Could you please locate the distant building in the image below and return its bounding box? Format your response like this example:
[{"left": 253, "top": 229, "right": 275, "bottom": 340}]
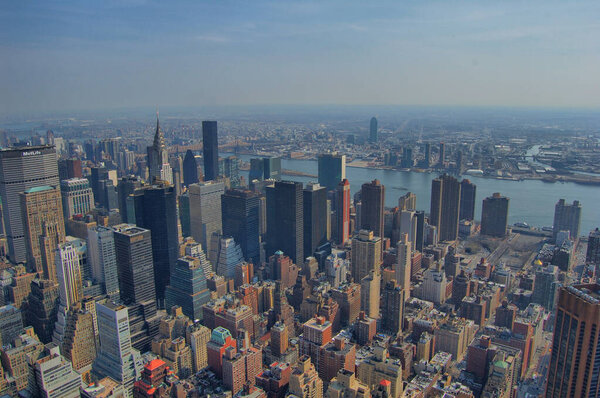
[
  {"left": 481, "top": 193, "right": 510, "bottom": 237},
  {"left": 587, "top": 228, "right": 600, "bottom": 264},
  {"left": 369, "top": 117, "right": 378, "bottom": 143},
  {"left": 304, "top": 183, "right": 328, "bottom": 256},
  {"left": 335, "top": 180, "right": 351, "bottom": 245},
  {"left": 266, "top": 181, "right": 304, "bottom": 264},
  {"left": 183, "top": 149, "right": 200, "bottom": 187},
  {"left": 553, "top": 199, "right": 582, "bottom": 241},
  {"left": 351, "top": 230, "right": 381, "bottom": 284},
  {"left": 360, "top": 180, "right": 385, "bottom": 239},
  {"left": 147, "top": 115, "right": 173, "bottom": 184},
  {"left": 202, "top": 121, "right": 219, "bottom": 181},
  {"left": 60, "top": 178, "right": 94, "bottom": 219},
  {"left": 459, "top": 179, "right": 476, "bottom": 221},
  {"left": 222, "top": 189, "right": 261, "bottom": 265},
  {"left": 318, "top": 153, "right": 346, "bottom": 191},
  {"left": 429, "top": 174, "right": 460, "bottom": 241},
  {"left": 189, "top": 181, "right": 225, "bottom": 256}
]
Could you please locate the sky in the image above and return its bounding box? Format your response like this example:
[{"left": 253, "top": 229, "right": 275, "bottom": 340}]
[{"left": 1, "top": 0, "right": 599, "bottom": 116}]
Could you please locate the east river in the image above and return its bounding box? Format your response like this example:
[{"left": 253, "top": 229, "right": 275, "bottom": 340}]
[{"left": 229, "top": 154, "right": 600, "bottom": 235}]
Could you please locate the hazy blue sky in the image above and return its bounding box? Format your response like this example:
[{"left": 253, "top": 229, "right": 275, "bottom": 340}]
[{"left": 1, "top": 1, "right": 599, "bottom": 115}]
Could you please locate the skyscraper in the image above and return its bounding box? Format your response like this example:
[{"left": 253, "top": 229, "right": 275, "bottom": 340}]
[
  {"left": 546, "top": 284, "right": 600, "bottom": 397},
  {"left": 423, "top": 143, "right": 431, "bottom": 168},
  {"left": 147, "top": 114, "right": 173, "bottom": 184},
  {"left": 481, "top": 193, "right": 510, "bottom": 237},
  {"left": 117, "top": 175, "right": 142, "bottom": 223},
  {"left": 128, "top": 184, "right": 179, "bottom": 303},
  {"left": 87, "top": 226, "right": 120, "bottom": 298},
  {"left": 25, "top": 279, "right": 59, "bottom": 344},
  {"left": 183, "top": 149, "right": 200, "bottom": 187},
  {"left": 54, "top": 242, "right": 83, "bottom": 311},
  {"left": 553, "top": 199, "right": 582, "bottom": 242},
  {"left": 369, "top": 117, "right": 378, "bottom": 143},
  {"left": 93, "top": 300, "right": 142, "bottom": 396},
  {"left": 303, "top": 183, "right": 328, "bottom": 257},
  {"left": 34, "top": 345, "right": 82, "bottom": 398},
  {"left": 202, "top": 121, "right": 219, "bottom": 181},
  {"left": 0, "top": 146, "right": 60, "bottom": 264},
  {"left": 266, "top": 181, "right": 304, "bottom": 264},
  {"left": 532, "top": 264, "right": 559, "bottom": 311},
  {"left": 335, "top": 179, "right": 350, "bottom": 245},
  {"left": 459, "top": 179, "right": 476, "bottom": 221},
  {"left": 396, "top": 233, "right": 411, "bottom": 300},
  {"left": 214, "top": 236, "right": 245, "bottom": 280},
  {"left": 360, "top": 180, "right": 385, "bottom": 239},
  {"left": 20, "top": 185, "right": 65, "bottom": 280},
  {"left": 398, "top": 192, "right": 416, "bottom": 211},
  {"left": 587, "top": 228, "right": 600, "bottom": 265},
  {"left": 429, "top": 174, "right": 461, "bottom": 242},
  {"left": 189, "top": 181, "right": 225, "bottom": 256},
  {"left": 351, "top": 230, "right": 381, "bottom": 283},
  {"left": 318, "top": 153, "right": 346, "bottom": 191},
  {"left": 360, "top": 270, "right": 380, "bottom": 319},
  {"left": 165, "top": 256, "right": 211, "bottom": 321},
  {"left": 382, "top": 281, "right": 404, "bottom": 337},
  {"left": 264, "top": 157, "right": 282, "bottom": 181},
  {"left": 438, "top": 142, "right": 445, "bottom": 167},
  {"left": 221, "top": 189, "right": 260, "bottom": 265},
  {"left": 113, "top": 224, "right": 156, "bottom": 305},
  {"left": 60, "top": 178, "right": 94, "bottom": 219},
  {"left": 249, "top": 158, "right": 265, "bottom": 181}
]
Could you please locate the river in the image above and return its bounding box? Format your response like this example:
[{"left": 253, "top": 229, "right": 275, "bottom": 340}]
[{"left": 228, "top": 153, "right": 600, "bottom": 235}]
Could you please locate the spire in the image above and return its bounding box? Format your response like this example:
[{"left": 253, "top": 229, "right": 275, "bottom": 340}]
[{"left": 153, "top": 108, "right": 165, "bottom": 150}]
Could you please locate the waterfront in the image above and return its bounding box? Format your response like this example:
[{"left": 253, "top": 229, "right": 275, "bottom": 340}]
[{"left": 232, "top": 154, "right": 600, "bottom": 235}]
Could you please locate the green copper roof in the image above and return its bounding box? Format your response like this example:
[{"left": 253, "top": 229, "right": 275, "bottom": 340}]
[
  {"left": 24, "top": 186, "right": 54, "bottom": 193},
  {"left": 494, "top": 360, "right": 509, "bottom": 369}
]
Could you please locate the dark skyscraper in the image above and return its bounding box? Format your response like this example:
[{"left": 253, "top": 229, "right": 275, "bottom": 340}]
[
  {"left": 221, "top": 189, "right": 260, "bottom": 265},
  {"left": 459, "top": 179, "right": 476, "bottom": 221},
  {"left": 266, "top": 181, "right": 304, "bottom": 264},
  {"left": 361, "top": 180, "right": 385, "bottom": 239},
  {"left": 165, "top": 256, "right": 211, "bottom": 321},
  {"left": 415, "top": 211, "right": 425, "bottom": 252},
  {"left": 129, "top": 184, "right": 179, "bottom": 303},
  {"left": 113, "top": 224, "right": 156, "bottom": 305},
  {"left": 424, "top": 143, "right": 431, "bottom": 168},
  {"left": 318, "top": 153, "right": 346, "bottom": 191},
  {"left": 202, "top": 121, "right": 219, "bottom": 181},
  {"left": 183, "top": 149, "right": 199, "bottom": 187},
  {"left": 117, "top": 175, "right": 142, "bottom": 224},
  {"left": 546, "top": 284, "right": 600, "bottom": 397},
  {"left": 0, "top": 146, "right": 59, "bottom": 263},
  {"left": 303, "top": 183, "right": 327, "bottom": 257},
  {"left": 587, "top": 228, "right": 600, "bottom": 265},
  {"left": 553, "top": 199, "right": 582, "bottom": 242},
  {"left": 249, "top": 158, "right": 265, "bottom": 181},
  {"left": 429, "top": 174, "right": 461, "bottom": 242},
  {"left": 369, "top": 117, "right": 378, "bottom": 143},
  {"left": 264, "top": 157, "right": 282, "bottom": 181},
  {"left": 382, "top": 281, "right": 404, "bottom": 337},
  {"left": 480, "top": 193, "right": 509, "bottom": 237}
]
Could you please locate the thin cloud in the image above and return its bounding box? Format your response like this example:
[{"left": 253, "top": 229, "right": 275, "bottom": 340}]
[{"left": 194, "top": 34, "right": 231, "bottom": 43}]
